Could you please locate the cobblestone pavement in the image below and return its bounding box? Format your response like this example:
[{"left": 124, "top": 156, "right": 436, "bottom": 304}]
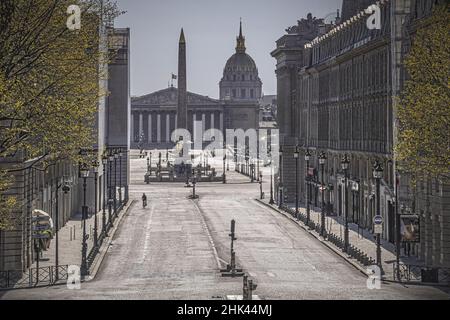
[{"left": 1, "top": 151, "right": 449, "bottom": 299}]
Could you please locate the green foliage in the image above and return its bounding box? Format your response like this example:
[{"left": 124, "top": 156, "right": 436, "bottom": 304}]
[
  {"left": 396, "top": 5, "right": 450, "bottom": 179},
  {"left": 0, "top": 0, "right": 122, "bottom": 230}
]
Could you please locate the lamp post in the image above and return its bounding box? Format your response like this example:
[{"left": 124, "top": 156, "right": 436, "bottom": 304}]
[
  {"left": 108, "top": 149, "right": 114, "bottom": 226},
  {"left": 101, "top": 154, "right": 107, "bottom": 236},
  {"left": 119, "top": 149, "right": 123, "bottom": 205},
  {"left": 305, "top": 150, "right": 311, "bottom": 226},
  {"left": 92, "top": 160, "right": 99, "bottom": 248},
  {"left": 114, "top": 150, "right": 118, "bottom": 216},
  {"left": 373, "top": 160, "right": 384, "bottom": 273},
  {"left": 79, "top": 163, "right": 90, "bottom": 277},
  {"left": 319, "top": 152, "right": 327, "bottom": 236},
  {"left": 259, "top": 172, "right": 263, "bottom": 200},
  {"left": 278, "top": 146, "right": 283, "bottom": 209},
  {"left": 223, "top": 154, "right": 226, "bottom": 184},
  {"left": 294, "top": 146, "right": 300, "bottom": 219},
  {"left": 269, "top": 160, "right": 274, "bottom": 205},
  {"left": 341, "top": 154, "right": 350, "bottom": 253}
]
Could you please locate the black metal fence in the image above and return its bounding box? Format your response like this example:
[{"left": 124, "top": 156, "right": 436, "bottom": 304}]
[
  {"left": 393, "top": 263, "right": 450, "bottom": 284},
  {"left": 279, "top": 204, "right": 376, "bottom": 267},
  {"left": 0, "top": 265, "right": 69, "bottom": 289},
  {"left": 0, "top": 201, "right": 127, "bottom": 290}
]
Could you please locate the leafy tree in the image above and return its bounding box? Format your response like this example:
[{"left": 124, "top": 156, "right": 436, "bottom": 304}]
[
  {"left": 0, "top": 0, "right": 122, "bottom": 230},
  {"left": 396, "top": 4, "right": 450, "bottom": 180}
]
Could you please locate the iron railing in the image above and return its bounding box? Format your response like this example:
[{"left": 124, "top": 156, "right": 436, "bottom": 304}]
[
  {"left": 393, "top": 263, "right": 450, "bottom": 285},
  {"left": 0, "top": 265, "right": 69, "bottom": 289}
]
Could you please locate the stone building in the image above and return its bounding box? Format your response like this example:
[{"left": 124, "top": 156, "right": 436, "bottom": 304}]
[
  {"left": 0, "top": 27, "right": 131, "bottom": 273},
  {"left": 273, "top": 0, "right": 449, "bottom": 268},
  {"left": 131, "top": 22, "right": 260, "bottom": 149}
]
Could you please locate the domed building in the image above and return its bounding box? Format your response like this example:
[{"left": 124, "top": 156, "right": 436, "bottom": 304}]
[
  {"left": 220, "top": 21, "right": 262, "bottom": 101},
  {"left": 130, "top": 23, "right": 261, "bottom": 149}
]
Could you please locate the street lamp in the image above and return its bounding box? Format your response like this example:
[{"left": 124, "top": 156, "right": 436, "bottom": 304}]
[
  {"left": 101, "top": 154, "right": 108, "bottom": 236},
  {"left": 223, "top": 153, "right": 227, "bottom": 184},
  {"left": 341, "top": 154, "right": 350, "bottom": 253},
  {"left": 305, "top": 150, "right": 311, "bottom": 226},
  {"left": 114, "top": 149, "right": 118, "bottom": 216},
  {"left": 373, "top": 160, "right": 384, "bottom": 273},
  {"left": 294, "top": 146, "right": 300, "bottom": 219},
  {"left": 278, "top": 145, "right": 283, "bottom": 209},
  {"left": 108, "top": 149, "right": 114, "bottom": 226},
  {"left": 119, "top": 149, "right": 124, "bottom": 205},
  {"left": 269, "top": 158, "right": 274, "bottom": 205},
  {"left": 92, "top": 160, "right": 99, "bottom": 248},
  {"left": 79, "top": 162, "right": 90, "bottom": 277},
  {"left": 319, "top": 152, "right": 327, "bottom": 237},
  {"left": 259, "top": 172, "right": 263, "bottom": 200}
]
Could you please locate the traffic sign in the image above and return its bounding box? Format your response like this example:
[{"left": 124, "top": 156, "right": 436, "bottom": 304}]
[
  {"left": 374, "top": 224, "right": 383, "bottom": 234},
  {"left": 373, "top": 215, "right": 383, "bottom": 225}
]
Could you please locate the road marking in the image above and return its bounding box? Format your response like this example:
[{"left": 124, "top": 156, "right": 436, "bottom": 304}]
[{"left": 139, "top": 203, "right": 155, "bottom": 264}]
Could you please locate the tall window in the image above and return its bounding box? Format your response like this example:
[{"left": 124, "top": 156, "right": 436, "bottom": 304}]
[
  {"left": 250, "top": 89, "right": 254, "bottom": 98},
  {"left": 241, "top": 74, "right": 245, "bottom": 81},
  {"left": 232, "top": 89, "right": 236, "bottom": 98},
  {"left": 241, "top": 89, "right": 246, "bottom": 98},
  {"left": 233, "top": 75, "right": 237, "bottom": 81}
]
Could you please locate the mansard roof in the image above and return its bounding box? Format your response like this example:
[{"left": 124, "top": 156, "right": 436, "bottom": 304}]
[{"left": 131, "top": 86, "right": 219, "bottom": 106}]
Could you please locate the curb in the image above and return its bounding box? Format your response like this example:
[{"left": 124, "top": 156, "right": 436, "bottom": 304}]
[
  {"left": 87, "top": 200, "right": 135, "bottom": 280},
  {"left": 254, "top": 199, "right": 371, "bottom": 278}
]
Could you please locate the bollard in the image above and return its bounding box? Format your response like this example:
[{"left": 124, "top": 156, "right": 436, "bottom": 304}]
[{"left": 243, "top": 274, "right": 248, "bottom": 300}]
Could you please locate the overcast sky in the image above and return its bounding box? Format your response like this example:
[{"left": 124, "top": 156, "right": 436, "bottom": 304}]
[{"left": 114, "top": 0, "right": 342, "bottom": 98}]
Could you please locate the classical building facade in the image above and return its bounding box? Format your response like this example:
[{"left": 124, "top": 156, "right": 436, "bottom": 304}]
[
  {"left": 131, "top": 22, "right": 260, "bottom": 149},
  {"left": 273, "top": 0, "right": 449, "bottom": 268}
]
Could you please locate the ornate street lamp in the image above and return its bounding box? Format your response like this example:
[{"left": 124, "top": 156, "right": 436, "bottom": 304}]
[
  {"left": 79, "top": 162, "right": 90, "bottom": 277},
  {"left": 373, "top": 160, "right": 384, "bottom": 273},
  {"left": 223, "top": 153, "right": 227, "bottom": 184},
  {"left": 114, "top": 149, "right": 118, "bottom": 216},
  {"left": 319, "top": 152, "right": 327, "bottom": 236},
  {"left": 278, "top": 145, "right": 283, "bottom": 209},
  {"left": 269, "top": 155, "right": 274, "bottom": 205},
  {"left": 92, "top": 160, "right": 99, "bottom": 248},
  {"left": 108, "top": 149, "right": 114, "bottom": 226},
  {"left": 294, "top": 146, "right": 300, "bottom": 219},
  {"left": 101, "top": 154, "right": 108, "bottom": 236},
  {"left": 119, "top": 149, "right": 124, "bottom": 205},
  {"left": 341, "top": 154, "right": 350, "bottom": 252},
  {"left": 305, "top": 150, "right": 312, "bottom": 226}
]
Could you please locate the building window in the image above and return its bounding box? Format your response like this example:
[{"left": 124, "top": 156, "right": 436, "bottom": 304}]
[
  {"left": 250, "top": 89, "right": 254, "bottom": 98},
  {"left": 233, "top": 75, "right": 237, "bottom": 81},
  {"left": 241, "top": 89, "right": 246, "bottom": 98},
  {"left": 232, "top": 89, "right": 236, "bottom": 98},
  {"left": 241, "top": 74, "right": 245, "bottom": 81}
]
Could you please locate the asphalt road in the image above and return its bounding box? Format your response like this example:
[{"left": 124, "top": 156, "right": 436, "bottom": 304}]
[{"left": 1, "top": 154, "right": 449, "bottom": 300}]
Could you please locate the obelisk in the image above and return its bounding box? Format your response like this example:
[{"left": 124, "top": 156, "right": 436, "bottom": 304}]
[{"left": 177, "top": 28, "right": 187, "bottom": 130}]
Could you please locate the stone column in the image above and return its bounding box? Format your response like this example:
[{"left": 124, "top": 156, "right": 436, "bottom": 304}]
[
  {"left": 220, "top": 112, "right": 223, "bottom": 131},
  {"left": 211, "top": 112, "right": 215, "bottom": 130},
  {"left": 202, "top": 113, "right": 206, "bottom": 133},
  {"left": 138, "top": 113, "right": 143, "bottom": 136},
  {"left": 166, "top": 114, "right": 170, "bottom": 142},
  {"left": 157, "top": 114, "right": 161, "bottom": 143},
  {"left": 148, "top": 113, "right": 152, "bottom": 143}
]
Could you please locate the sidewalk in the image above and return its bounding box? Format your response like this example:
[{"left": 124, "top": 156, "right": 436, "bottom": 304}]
[
  {"left": 37, "top": 210, "right": 104, "bottom": 269},
  {"left": 258, "top": 198, "right": 425, "bottom": 280}
]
